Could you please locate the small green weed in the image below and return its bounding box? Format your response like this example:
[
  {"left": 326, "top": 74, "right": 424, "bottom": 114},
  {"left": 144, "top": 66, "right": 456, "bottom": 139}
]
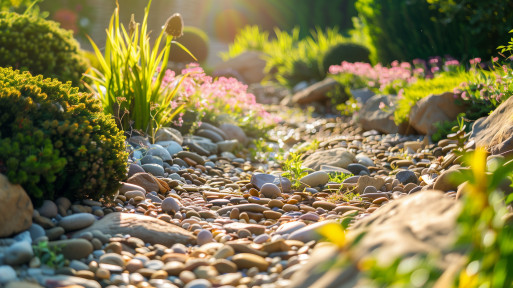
[
  {"left": 33, "top": 241, "right": 66, "bottom": 268},
  {"left": 281, "top": 152, "right": 312, "bottom": 188},
  {"left": 328, "top": 172, "right": 353, "bottom": 184}
]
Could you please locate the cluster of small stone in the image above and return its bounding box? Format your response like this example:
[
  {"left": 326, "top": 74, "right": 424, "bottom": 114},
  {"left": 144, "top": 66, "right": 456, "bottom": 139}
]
[{"left": 0, "top": 114, "right": 499, "bottom": 288}]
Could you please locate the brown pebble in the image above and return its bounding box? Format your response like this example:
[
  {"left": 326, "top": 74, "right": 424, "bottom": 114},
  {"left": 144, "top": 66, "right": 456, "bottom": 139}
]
[
  {"left": 230, "top": 208, "right": 240, "bottom": 219},
  {"left": 239, "top": 212, "right": 250, "bottom": 222},
  {"left": 263, "top": 210, "right": 281, "bottom": 220},
  {"left": 268, "top": 199, "right": 284, "bottom": 209},
  {"left": 75, "top": 270, "right": 95, "bottom": 280},
  {"left": 151, "top": 270, "right": 168, "bottom": 279},
  {"left": 372, "top": 197, "right": 389, "bottom": 205},
  {"left": 282, "top": 204, "right": 299, "bottom": 212},
  {"left": 95, "top": 268, "right": 110, "bottom": 280}
]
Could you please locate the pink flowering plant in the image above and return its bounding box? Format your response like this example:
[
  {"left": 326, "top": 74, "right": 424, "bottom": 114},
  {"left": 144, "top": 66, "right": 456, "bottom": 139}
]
[
  {"left": 161, "top": 64, "right": 280, "bottom": 136},
  {"left": 329, "top": 61, "right": 423, "bottom": 95},
  {"left": 453, "top": 56, "right": 513, "bottom": 120},
  {"left": 85, "top": 0, "right": 194, "bottom": 142}
]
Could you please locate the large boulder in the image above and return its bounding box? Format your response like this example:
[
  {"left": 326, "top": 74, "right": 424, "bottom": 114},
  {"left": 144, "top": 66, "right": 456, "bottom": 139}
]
[
  {"left": 409, "top": 92, "right": 467, "bottom": 135},
  {"left": 302, "top": 148, "right": 356, "bottom": 171},
  {"left": 358, "top": 94, "right": 399, "bottom": 134},
  {"left": 471, "top": 95, "right": 513, "bottom": 155},
  {"left": 214, "top": 51, "right": 266, "bottom": 84},
  {"left": 289, "top": 190, "right": 462, "bottom": 288},
  {"left": 291, "top": 77, "right": 342, "bottom": 105},
  {"left": 0, "top": 174, "right": 33, "bottom": 237},
  {"left": 76, "top": 212, "right": 196, "bottom": 246}
]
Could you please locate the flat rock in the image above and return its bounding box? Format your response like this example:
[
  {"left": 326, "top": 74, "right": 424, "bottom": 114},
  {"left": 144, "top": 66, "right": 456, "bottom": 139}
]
[
  {"left": 224, "top": 222, "right": 266, "bottom": 235},
  {"left": 288, "top": 220, "right": 337, "bottom": 243},
  {"left": 292, "top": 77, "right": 342, "bottom": 105},
  {"left": 289, "top": 190, "right": 462, "bottom": 288},
  {"left": 471, "top": 95, "right": 513, "bottom": 155},
  {"left": 196, "top": 129, "right": 224, "bottom": 143},
  {"left": 76, "top": 212, "right": 196, "bottom": 246},
  {"left": 147, "top": 144, "right": 172, "bottom": 161},
  {"left": 216, "top": 204, "right": 269, "bottom": 215},
  {"left": 155, "top": 127, "right": 183, "bottom": 145},
  {"left": 141, "top": 163, "right": 165, "bottom": 177},
  {"left": 127, "top": 172, "right": 160, "bottom": 193},
  {"left": 346, "top": 164, "right": 370, "bottom": 176},
  {"left": 355, "top": 175, "right": 385, "bottom": 194},
  {"left": 48, "top": 239, "right": 93, "bottom": 260},
  {"left": 251, "top": 173, "right": 292, "bottom": 193},
  {"left": 59, "top": 213, "right": 96, "bottom": 232},
  {"left": 303, "top": 148, "right": 356, "bottom": 171},
  {"left": 198, "top": 122, "right": 229, "bottom": 140},
  {"left": 36, "top": 275, "right": 101, "bottom": 288},
  {"left": 118, "top": 182, "right": 146, "bottom": 195},
  {"left": 300, "top": 171, "right": 329, "bottom": 187},
  {"left": 176, "top": 151, "right": 205, "bottom": 165},
  {"left": 156, "top": 140, "right": 183, "bottom": 156},
  {"left": 395, "top": 170, "right": 419, "bottom": 185},
  {"left": 0, "top": 173, "right": 33, "bottom": 237},
  {"left": 276, "top": 221, "right": 307, "bottom": 235},
  {"left": 232, "top": 253, "right": 269, "bottom": 271}
]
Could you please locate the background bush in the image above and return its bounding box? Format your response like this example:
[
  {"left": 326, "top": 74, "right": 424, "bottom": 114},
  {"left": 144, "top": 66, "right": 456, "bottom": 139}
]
[
  {"left": 0, "top": 11, "right": 89, "bottom": 89},
  {"left": 321, "top": 42, "right": 370, "bottom": 73},
  {"left": 0, "top": 67, "right": 127, "bottom": 203},
  {"left": 170, "top": 26, "right": 209, "bottom": 64},
  {"left": 355, "top": 0, "right": 513, "bottom": 64}
]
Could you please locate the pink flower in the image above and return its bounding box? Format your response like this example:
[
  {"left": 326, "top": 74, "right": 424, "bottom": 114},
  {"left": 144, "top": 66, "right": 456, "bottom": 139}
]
[
  {"left": 379, "top": 102, "right": 386, "bottom": 110},
  {"left": 469, "top": 58, "right": 481, "bottom": 65}
]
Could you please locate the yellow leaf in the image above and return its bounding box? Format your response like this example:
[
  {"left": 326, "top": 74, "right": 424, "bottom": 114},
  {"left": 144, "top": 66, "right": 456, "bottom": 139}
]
[
  {"left": 458, "top": 270, "right": 478, "bottom": 288},
  {"left": 317, "top": 223, "right": 346, "bottom": 248}
]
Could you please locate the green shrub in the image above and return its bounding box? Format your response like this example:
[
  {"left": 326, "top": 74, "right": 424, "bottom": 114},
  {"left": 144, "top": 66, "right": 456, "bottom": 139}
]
[
  {"left": 170, "top": 26, "right": 209, "bottom": 64},
  {"left": 0, "top": 67, "right": 127, "bottom": 202},
  {"left": 0, "top": 11, "right": 89, "bottom": 88},
  {"left": 220, "top": 25, "right": 269, "bottom": 61},
  {"left": 355, "top": 0, "right": 513, "bottom": 63},
  {"left": 321, "top": 42, "right": 370, "bottom": 73},
  {"left": 394, "top": 73, "right": 467, "bottom": 125}
]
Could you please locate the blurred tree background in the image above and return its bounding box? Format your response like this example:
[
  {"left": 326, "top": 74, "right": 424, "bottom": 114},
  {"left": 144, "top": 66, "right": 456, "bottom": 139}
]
[{"left": 4, "top": 0, "right": 512, "bottom": 65}]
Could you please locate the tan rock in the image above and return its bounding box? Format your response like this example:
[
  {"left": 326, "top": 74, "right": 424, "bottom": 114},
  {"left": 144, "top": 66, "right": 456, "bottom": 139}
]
[
  {"left": 76, "top": 212, "right": 196, "bottom": 246},
  {"left": 471, "top": 95, "right": 513, "bottom": 155},
  {"left": 409, "top": 92, "right": 467, "bottom": 135},
  {"left": 292, "top": 78, "right": 342, "bottom": 105},
  {"left": 302, "top": 148, "right": 356, "bottom": 171},
  {"left": 0, "top": 173, "right": 33, "bottom": 237}
]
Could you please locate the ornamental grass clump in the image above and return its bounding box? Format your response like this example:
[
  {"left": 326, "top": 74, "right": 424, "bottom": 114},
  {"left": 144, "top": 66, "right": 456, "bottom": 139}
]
[
  {"left": 0, "top": 67, "right": 127, "bottom": 203},
  {"left": 86, "top": 0, "right": 194, "bottom": 142}
]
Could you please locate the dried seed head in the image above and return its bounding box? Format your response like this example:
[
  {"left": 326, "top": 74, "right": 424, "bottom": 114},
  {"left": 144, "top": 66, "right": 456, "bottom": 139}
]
[
  {"left": 164, "top": 13, "right": 183, "bottom": 38},
  {"left": 129, "top": 14, "right": 138, "bottom": 37}
]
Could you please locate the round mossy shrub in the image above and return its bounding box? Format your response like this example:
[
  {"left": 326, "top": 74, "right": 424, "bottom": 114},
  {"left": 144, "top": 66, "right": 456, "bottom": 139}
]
[
  {"left": 0, "top": 67, "right": 128, "bottom": 203},
  {"left": 322, "top": 42, "right": 371, "bottom": 72},
  {"left": 0, "top": 12, "right": 89, "bottom": 88},
  {"left": 170, "top": 26, "right": 209, "bottom": 64}
]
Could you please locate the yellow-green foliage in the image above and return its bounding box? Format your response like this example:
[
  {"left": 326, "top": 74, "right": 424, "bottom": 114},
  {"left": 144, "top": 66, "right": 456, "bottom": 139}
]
[
  {"left": 394, "top": 73, "right": 467, "bottom": 124},
  {"left": 0, "top": 67, "right": 127, "bottom": 202},
  {"left": 0, "top": 11, "right": 89, "bottom": 88}
]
